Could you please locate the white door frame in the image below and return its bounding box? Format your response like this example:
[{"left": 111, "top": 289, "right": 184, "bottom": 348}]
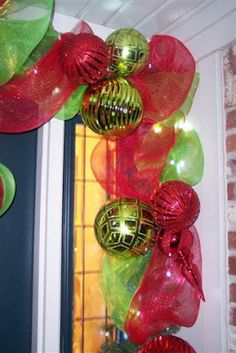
[{"left": 32, "top": 6, "right": 236, "bottom": 353}]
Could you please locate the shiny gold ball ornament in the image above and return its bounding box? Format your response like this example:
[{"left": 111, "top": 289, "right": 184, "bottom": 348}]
[
  {"left": 81, "top": 77, "right": 143, "bottom": 138},
  {"left": 94, "top": 198, "right": 156, "bottom": 257},
  {"left": 106, "top": 28, "right": 149, "bottom": 76}
]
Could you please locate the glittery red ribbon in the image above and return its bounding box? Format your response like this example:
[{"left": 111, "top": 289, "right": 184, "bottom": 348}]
[
  {"left": 124, "top": 226, "right": 202, "bottom": 345},
  {"left": 0, "top": 26, "right": 109, "bottom": 133}
]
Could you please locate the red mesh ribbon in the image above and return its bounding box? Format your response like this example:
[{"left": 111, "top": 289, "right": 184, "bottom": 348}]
[
  {"left": 137, "top": 335, "right": 196, "bottom": 353},
  {"left": 0, "top": 37, "right": 77, "bottom": 133},
  {"left": 0, "top": 31, "right": 108, "bottom": 133},
  {"left": 124, "top": 226, "right": 202, "bottom": 345},
  {"left": 91, "top": 121, "right": 176, "bottom": 203},
  {"left": 129, "top": 35, "right": 195, "bottom": 121},
  {"left": 158, "top": 227, "right": 205, "bottom": 301},
  {"left": 0, "top": 176, "right": 3, "bottom": 209}
]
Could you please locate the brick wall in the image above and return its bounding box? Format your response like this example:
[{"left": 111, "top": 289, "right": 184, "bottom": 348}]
[{"left": 224, "top": 42, "right": 236, "bottom": 351}]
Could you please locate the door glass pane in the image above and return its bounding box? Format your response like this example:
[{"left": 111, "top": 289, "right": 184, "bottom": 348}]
[{"left": 72, "top": 124, "right": 116, "bottom": 353}]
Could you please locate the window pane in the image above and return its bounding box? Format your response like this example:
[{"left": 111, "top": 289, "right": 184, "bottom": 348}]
[
  {"left": 84, "top": 320, "right": 106, "bottom": 353},
  {"left": 74, "top": 181, "right": 84, "bottom": 227},
  {"left": 74, "top": 227, "right": 83, "bottom": 273},
  {"left": 74, "top": 274, "right": 83, "bottom": 320},
  {"left": 84, "top": 273, "right": 106, "bottom": 318},
  {"left": 84, "top": 181, "right": 107, "bottom": 226},
  {"left": 73, "top": 125, "right": 109, "bottom": 353},
  {"left": 84, "top": 227, "right": 103, "bottom": 272},
  {"left": 73, "top": 321, "right": 82, "bottom": 353},
  {"left": 85, "top": 137, "right": 100, "bottom": 181},
  {"left": 75, "top": 132, "right": 84, "bottom": 181}
]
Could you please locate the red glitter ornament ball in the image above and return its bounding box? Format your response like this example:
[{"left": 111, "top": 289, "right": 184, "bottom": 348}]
[
  {"left": 60, "top": 32, "right": 109, "bottom": 84},
  {"left": 137, "top": 335, "right": 196, "bottom": 353},
  {"left": 151, "top": 181, "right": 200, "bottom": 231}
]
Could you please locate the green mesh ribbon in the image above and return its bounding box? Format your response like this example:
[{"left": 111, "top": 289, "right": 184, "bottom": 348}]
[
  {"left": 160, "top": 128, "right": 204, "bottom": 185},
  {"left": 101, "top": 251, "right": 152, "bottom": 331},
  {"left": 0, "top": 0, "right": 53, "bottom": 85},
  {"left": 54, "top": 84, "right": 88, "bottom": 121},
  {"left": 160, "top": 73, "right": 204, "bottom": 185},
  {"left": 19, "top": 23, "right": 59, "bottom": 72}
]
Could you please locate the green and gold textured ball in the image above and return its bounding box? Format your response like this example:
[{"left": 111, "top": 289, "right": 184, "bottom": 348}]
[
  {"left": 81, "top": 77, "right": 143, "bottom": 138},
  {"left": 94, "top": 198, "right": 156, "bottom": 257},
  {"left": 106, "top": 28, "right": 149, "bottom": 76}
]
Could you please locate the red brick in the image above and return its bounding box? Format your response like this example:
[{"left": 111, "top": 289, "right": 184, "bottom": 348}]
[
  {"left": 229, "top": 231, "right": 236, "bottom": 249},
  {"left": 226, "top": 134, "right": 236, "bottom": 152},
  {"left": 227, "top": 159, "right": 236, "bottom": 178},
  {"left": 228, "top": 182, "right": 236, "bottom": 200},
  {"left": 230, "top": 306, "right": 236, "bottom": 325},
  {"left": 230, "top": 283, "right": 236, "bottom": 302},
  {"left": 229, "top": 256, "right": 236, "bottom": 275},
  {"left": 227, "top": 110, "right": 236, "bottom": 130},
  {"left": 224, "top": 45, "right": 236, "bottom": 107},
  {"left": 226, "top": 46, "right": 236, "bottom": 76}
]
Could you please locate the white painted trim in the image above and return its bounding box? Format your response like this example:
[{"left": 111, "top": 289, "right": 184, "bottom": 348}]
[
  {"left": 215, "top": 50, "right": 228, "bottom": 353},
  {"left": 163, "top": 1, "right": 236, "bottom": 46},
  {"left": 52, "top": 12, "right": 114, "bottom": 39},
  {"left": 32, "top": 120, "right": 65, "bottom": 353},
  {"left": 176, "top": 51, "right": 227, "bottom": 353},
  {"left": 186, "top": 9, "right": 236, "bottom": 62}
]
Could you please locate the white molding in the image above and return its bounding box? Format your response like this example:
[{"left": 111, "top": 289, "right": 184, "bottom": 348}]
[
  {"left": 164, "top": 1, "right": 236, "bottom": 47},
  {"left": 186, "top": 9, "right": 236, "bottom": 63},
  {"left": 169, "top": 8, "right": 234, "bottom": 351},
  {"left": 177, "top": 51, "right": 227, "bottom": 353},
  {"left": 32, "top": 119, "right": 65, "bottom": 353},
  {"left": 52, "top": 12, "right": 114, "bottom": 39},
  {"left": 215, "top": 50, "right": 228, "bottom": 353}
]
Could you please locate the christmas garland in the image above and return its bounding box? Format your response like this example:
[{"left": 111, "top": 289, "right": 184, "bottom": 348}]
[{"left": 0, "top": 1, "right": 205, "bottom": 352}]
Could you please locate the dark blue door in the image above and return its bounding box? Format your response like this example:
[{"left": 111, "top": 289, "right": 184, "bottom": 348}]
[{"left": 0, "top": 131, "right": 37, "bottom": 353}]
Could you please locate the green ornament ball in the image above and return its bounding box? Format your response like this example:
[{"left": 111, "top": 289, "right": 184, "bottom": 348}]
[
  {"left": 0, "top": 163, "right": 16, "bottom": 216},
  {"left": 81, "top": 77, "right": 143, "bottom": 138},
  {"left": 94, "top": 198, "right": 156, "bottom": 257},
  {"left": 106, "top": 28, "right": 149, "bottom": 76}
]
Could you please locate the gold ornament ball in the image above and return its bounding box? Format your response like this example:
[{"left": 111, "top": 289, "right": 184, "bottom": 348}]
[
  {"left": 81, "top": 77, "right": 143, "bottom": 138},
  {"left": 106, "top": 28, "right": 149, "bottom": 76},
  {"left": 94, "top": 198, "right": 156, "bottom": 257}
]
